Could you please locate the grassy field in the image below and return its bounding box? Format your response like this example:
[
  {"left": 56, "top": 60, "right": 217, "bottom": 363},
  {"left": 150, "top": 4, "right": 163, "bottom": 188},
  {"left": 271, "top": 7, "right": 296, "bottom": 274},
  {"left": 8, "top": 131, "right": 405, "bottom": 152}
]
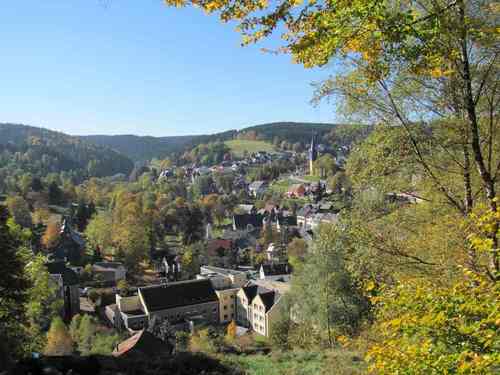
[
  {"left": 225, "top": 140, "right": 276, "bottom": 157},
  {"left": 223, "top": 349, "right": 366, "bottom": 375}
]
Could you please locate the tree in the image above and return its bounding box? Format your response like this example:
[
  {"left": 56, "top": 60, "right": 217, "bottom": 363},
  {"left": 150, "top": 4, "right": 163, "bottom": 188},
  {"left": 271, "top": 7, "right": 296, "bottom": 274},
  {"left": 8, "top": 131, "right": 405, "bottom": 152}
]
[
  {"left": 367, "top": 271, "right": 500, "bottom": 374},
  {"left": 44, "top": 317, "right": 73, "bottom": 356},
  {"left": 6, "top": 195, "right": 32, "bottom": 228},
  {"left": 41, "top": 220, "right": 60, "bottom": 250},
  {"left": 0, "top": 206, "right": 29, "bottom": 366},
  {"left": 76, "top": 315, "right": 97, "bottom": 355},
  {"left": 290, "top": 224, "right": 370, "bottom": 346},
  {"left": 25, "top": 254, "right": 63, "bottom": 352},
  {"left": 175, "top": 331, "right": 190, "bottom": 353},
  {"left": 85, "top": 211, "right": 113, "bottom": 251},
  {"left": 287, "top": 238, "right": 307, "bottom": 269},
  {"left": 48, "top": 181, "right": 63, "bottom": 205},
  {"left": 226, "top": 320, "right": 237, "bottom": 342},
  {"left": 269, "top": 314, "right": 291, "bottom": 351},
  {"left": 165, "top": 0, "right": 500, "bottom": 279}
]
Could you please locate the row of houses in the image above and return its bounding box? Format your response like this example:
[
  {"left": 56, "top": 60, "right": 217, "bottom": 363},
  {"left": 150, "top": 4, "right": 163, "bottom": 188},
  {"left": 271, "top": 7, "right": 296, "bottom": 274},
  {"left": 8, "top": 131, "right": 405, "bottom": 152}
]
[{"left": 110, "top": 263, "right": 292, "bottom": 338}]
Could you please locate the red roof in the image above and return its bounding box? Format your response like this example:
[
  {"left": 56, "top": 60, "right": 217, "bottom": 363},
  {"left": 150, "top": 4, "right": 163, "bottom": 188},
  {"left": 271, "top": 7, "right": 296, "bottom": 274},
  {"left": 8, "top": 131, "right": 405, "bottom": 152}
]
[{"left": 112, "top": 330, "right": 171, "bottom": 358}]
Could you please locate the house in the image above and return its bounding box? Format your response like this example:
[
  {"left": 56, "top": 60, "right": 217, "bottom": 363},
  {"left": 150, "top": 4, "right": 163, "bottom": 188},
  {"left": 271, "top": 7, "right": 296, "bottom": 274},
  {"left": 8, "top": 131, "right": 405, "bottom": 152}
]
[
  {"left": 215, "top": 288, "right": 239, "bottom": 324},
  {"left": 236, "top": 284, "right": 268, "bottom": 328},
  {"left": 236, "top": 283, "right": 287, "bottom": 337},
  {"left": 296, "top": 204, "right": 316, "bottom": 229},
  {"left": 53, "top": 218, "right": 85, "bottom": 264},
  {"left": 46, "top": 261, "right": 80, "bottom": 320},
  {"left": 198, "top": 265, "right": 248, "bottom": 289},
  {"left": 259, "top": 263, "right": 292, "bottom": 282},
  {"left": 92, "top": 262, "right": 126, "bottom": 285},
  {"left": 112, "top": 330, "right": 172, "bottom": 358},
  {"left": 116, "top": 279, "right": 219, "bottom": 331},
  {"left": 287, "top": 184, "right": 306, "bottom": 198},
  {"left": 248, "top": 181, "right": 268, "bottom": 197}
]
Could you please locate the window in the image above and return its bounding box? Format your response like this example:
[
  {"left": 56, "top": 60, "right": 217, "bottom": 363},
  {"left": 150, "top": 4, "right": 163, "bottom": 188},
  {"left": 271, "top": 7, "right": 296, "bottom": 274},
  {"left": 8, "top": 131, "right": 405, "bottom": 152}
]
[
  {"left": 224, "top": 314, "right": 228, "bottom": 319},
  {"left": 213, "top": 308, "right": 217, "bottom": 312},
  {"left": 223, "top": 306, "right": 227, "bottom": 310}
]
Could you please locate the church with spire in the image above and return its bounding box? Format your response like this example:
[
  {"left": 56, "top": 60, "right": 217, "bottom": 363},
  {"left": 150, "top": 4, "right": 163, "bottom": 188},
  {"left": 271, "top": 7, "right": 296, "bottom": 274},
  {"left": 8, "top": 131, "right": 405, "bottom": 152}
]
[{"left": 309, "top": 133, "right": 318, "bottom": 175}]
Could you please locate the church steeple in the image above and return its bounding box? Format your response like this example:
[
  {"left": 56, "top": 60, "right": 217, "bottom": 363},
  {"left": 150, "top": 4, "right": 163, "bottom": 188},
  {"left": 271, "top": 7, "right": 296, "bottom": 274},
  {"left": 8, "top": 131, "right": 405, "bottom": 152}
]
[{"left": 309, "top": 133, "right": 318, "bottom": 175}]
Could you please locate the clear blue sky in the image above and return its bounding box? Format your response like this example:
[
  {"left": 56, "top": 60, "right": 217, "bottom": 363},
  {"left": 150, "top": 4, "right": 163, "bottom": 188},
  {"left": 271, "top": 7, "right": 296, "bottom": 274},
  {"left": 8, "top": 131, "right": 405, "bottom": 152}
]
[{"left": 0, "top": 0, "right": 336, "bottom": 136}]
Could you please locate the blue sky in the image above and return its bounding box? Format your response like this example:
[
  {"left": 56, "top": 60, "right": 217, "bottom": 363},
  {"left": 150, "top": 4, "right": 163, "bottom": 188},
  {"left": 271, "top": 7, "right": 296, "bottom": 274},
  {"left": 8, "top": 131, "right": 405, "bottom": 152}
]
[{"left": 0, "top": 0, "right": 335, "bottom": 136}]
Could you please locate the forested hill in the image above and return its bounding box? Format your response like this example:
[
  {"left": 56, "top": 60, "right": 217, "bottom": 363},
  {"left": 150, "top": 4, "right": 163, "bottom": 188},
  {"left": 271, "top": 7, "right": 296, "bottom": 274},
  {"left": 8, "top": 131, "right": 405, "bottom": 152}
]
[
  {"left": 80, "top": 122, "right": 342, "bottom": 162},
  {"left": 0, "top": 123, "right": 134, "bottom": 180}
]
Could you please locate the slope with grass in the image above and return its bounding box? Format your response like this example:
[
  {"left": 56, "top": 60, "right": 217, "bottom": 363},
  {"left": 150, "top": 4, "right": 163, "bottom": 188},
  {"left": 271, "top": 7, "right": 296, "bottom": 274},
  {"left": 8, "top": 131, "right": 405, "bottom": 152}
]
[{"left": 225, "top": 139, "right": 276, "bottom": 157}]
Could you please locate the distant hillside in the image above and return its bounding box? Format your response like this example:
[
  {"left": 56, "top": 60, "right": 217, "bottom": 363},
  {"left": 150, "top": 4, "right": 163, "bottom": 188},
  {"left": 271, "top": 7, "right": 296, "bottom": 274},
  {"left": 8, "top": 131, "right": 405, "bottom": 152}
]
[
  {"left": 225, "top": 140, "right": 276, "bottom": 157},
  {"left": 80, "top": 122, "right": 340, "bottom": 162},
  {"left": 0, "top": 123, "right": 134, "bottom": 180},
  {"left": 240, "top": 122, "right": 339, "bottom": 144}
]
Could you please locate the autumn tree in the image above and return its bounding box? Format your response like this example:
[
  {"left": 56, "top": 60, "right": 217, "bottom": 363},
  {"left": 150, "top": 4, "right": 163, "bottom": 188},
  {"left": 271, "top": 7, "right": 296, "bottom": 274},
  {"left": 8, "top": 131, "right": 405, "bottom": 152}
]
[
  {"left": 226, "top": 320, "right": 237, "bottom": 342},
  {"left": 41, "top": 220, "right": 60, "bottom": 250},
  {"left": 44, "top": 317, "right": 73, "bottom": 356}
]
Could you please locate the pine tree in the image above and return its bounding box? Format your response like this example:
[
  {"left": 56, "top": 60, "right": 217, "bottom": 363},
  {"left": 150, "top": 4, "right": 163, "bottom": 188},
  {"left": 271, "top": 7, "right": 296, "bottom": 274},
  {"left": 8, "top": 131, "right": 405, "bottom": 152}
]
[{"left": 0, "top": 206, "right": 29, "bottom": 366}]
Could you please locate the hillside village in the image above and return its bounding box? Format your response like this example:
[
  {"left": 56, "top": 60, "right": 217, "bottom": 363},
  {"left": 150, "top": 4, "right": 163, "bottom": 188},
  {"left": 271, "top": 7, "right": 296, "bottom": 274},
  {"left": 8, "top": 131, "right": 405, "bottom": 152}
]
[
  {"left": 30, "top": 134, "right": 349, "bottom": 354},
  {"left": 2, "top": 1, "right": 499, "bottom": 373}
]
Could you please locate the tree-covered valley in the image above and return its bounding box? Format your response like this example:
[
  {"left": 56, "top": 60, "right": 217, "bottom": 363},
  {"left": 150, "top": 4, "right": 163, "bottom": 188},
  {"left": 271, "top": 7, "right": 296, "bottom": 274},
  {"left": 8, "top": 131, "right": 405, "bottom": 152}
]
[{"left": 1, "top": 1, "right": 499, "bottom": 374}]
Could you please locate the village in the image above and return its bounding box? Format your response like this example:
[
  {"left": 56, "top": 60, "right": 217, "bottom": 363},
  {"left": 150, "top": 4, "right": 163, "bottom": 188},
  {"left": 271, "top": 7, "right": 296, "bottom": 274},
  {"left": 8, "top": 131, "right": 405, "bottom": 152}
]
[{"left": 43, "top": 135, "right": 347, "bottom": 358}]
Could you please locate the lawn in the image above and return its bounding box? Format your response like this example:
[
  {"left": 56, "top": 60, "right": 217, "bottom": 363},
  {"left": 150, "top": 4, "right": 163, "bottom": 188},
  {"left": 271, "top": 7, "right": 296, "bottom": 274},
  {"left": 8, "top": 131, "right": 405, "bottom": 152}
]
[
  {"left": 225, "top": 140, "right": 276, "bottom": 157},
  {"left": 269, "top": 179, "right": 293, "bottom": 194},
  {"left": 223, "top": 349, "right": 366, "bottom": 375}
]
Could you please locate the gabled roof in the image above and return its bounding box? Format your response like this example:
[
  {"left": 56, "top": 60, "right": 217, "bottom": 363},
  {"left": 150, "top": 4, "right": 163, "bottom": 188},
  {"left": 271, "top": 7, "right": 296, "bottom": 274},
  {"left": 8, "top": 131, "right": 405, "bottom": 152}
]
[
  {"left": 139, "top": 279, "right": 218, "bottom": 312},
  {"left": 278, "top": 215, "right": 297, "bottom": 226},
  {"left": 241, "top": 284, "right": 271, "bottom": 303},
  {"left": 233, "top": 214, "right": 264, "bottom": 230},
  {"left": 258, "top": 291, "right": 280, "bottom": 312},
  {"left": 46, "top": 261, "right": 79, "bottom": 285},
  {"left": 112, "top": 330, "right": 171, "bottom": 357}
]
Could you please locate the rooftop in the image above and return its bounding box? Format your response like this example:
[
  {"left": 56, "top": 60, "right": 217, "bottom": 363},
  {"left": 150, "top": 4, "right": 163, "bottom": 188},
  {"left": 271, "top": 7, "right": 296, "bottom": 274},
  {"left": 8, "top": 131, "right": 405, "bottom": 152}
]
[{"left": 139, "top": 279, "right": 218, "bottom": 312}]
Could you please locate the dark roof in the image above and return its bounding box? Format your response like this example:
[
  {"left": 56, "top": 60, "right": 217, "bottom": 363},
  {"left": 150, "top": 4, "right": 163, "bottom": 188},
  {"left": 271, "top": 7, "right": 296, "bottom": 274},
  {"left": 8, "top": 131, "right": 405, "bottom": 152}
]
[
  {"left": 278, "top": 215, "right": 297, "bottom": 226},
  {"left": 261, "top": 263, "right": 292, "bottom": 276},
  {"left": 241, "top": 285, "right": 271, "bottom": 303},
  {"left": 259, "top": 291, "right": 280, "bottom": 312},
  {"left": 233, "top": 214, "right": 264, "bottom": 230},
  {"left": 139, "top": 279, "right": 218, "bottom": 312},
  {"left": 46, "top": 261, "right": 79, "bottom": 285},
  {"left": 113, "top": 330, "right": 172, "bottom": 357},
  {"left": 241, "top": 285, "right": 258, "bottom": 301}
]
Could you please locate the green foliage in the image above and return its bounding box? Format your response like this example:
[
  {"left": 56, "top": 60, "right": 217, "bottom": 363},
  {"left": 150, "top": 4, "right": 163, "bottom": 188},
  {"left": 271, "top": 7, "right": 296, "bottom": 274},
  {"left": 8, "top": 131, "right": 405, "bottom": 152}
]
[
  {"left": 70, "top": 314, "right": 122, "bottom": 356},
  {"left": 290, "top": 224, "right": 371, "bottom": 346},
  {"left": 6, "top": 195, "right": 32, "bottom": 228},
  {"left": 25, "top": 254, "right": 64, "bottom": 352},
  {"left": 367, "top": 272, "right": 500, "bottom": 374},
  {"left": 44, "top": 317, "right": 73, "bottom": 356},
  {"left": 0, "top": 206, "right": 29, "bottom": 366},
  {"left": 0, "top": 123, "right": 134, "bottom": 190}
]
